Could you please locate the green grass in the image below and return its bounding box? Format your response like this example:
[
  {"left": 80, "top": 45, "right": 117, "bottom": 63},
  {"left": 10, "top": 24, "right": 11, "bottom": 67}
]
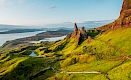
[
  {"left": 39, "top": 27, "right": 131, "bottom": 80},
  {"left": 73, "top": 27, "right": 131, "bottom": 59},
  {"left": 0, "top": 57, "right": 56, "bottom": 80},
  {"left": 108, "top": 60, "right": 131, "bottom": 80},
  {"left": 0, "top": 57, "right": 28, "bottom": 75},
  {"left": 1, "top": 27, "right": 131, "bottom": 80},
  {"left": 0, "top": 56, "right": 10, "bottom": 63},
  {"left": 62, "top": 60, "right": 123, "bottom": 72},
  {"left": 49, "top": 59, "right": 124, "bottom": 80},
  {"left": 71, "top": 74, "right": 107, "bottom": 80}
]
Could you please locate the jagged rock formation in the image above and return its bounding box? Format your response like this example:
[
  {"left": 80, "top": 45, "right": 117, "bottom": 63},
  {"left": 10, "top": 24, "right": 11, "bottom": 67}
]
[
  {"left": 97, "top": 0, "right": 131, "bottom": 31},
  {"left": 65, "top": 23, "right": 87, "bottom": 44},
  {"left": 81, "top": 26, "right": 87, "bottom": 38},
  {"left": 74, "top": 23, "right": 78, "bottom": 32}
]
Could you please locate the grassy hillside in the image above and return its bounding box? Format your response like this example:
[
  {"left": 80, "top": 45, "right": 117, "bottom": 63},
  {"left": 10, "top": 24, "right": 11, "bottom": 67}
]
[
  {"left": 1, "top": 27, "right": 131, "bottom": 80},
  {"left": 0, "top": 53, "right": 58, "bottom": 80},
  {"left": 46, "top": 27, "right": 131, "bottom": 80}
]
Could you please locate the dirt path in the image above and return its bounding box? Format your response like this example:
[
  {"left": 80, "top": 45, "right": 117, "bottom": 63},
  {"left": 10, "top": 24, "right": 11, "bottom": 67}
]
[{"left": 60, "top": 71, "right": 101, "bottom": 74}]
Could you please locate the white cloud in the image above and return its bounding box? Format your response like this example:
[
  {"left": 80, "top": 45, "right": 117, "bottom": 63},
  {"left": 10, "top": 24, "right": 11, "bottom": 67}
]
[
  {"left": 46, "top": 5, "right": 57, "bottom": 9},
  {"left": 0, "top": 0, "right": 24, "bottom": 9}
]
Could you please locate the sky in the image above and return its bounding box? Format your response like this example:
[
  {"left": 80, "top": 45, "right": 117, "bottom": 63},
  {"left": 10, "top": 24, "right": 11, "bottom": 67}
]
[{"left": 0, "top": 0, "right": 123, "bottom": 26}]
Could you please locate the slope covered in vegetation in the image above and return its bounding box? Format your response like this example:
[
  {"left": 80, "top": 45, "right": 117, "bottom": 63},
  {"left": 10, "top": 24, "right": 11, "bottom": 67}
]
[{"left": 1, "top": 26, "right": 131, "bottom": 80}]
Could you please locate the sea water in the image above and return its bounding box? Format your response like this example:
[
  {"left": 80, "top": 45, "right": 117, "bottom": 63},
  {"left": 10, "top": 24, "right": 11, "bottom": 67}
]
[{"left": 0, "top": 30, "right": 45, "bottom": 46}]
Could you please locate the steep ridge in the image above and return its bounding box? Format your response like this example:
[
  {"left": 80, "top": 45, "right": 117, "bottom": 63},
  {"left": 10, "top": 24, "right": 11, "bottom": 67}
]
[{"left": 97, "top": 0, "right": 131, "bottom": 31}]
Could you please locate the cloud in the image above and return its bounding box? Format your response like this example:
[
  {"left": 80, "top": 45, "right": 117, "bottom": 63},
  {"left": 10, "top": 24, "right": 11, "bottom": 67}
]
[
  {"left": 0, "top": 0, "right": 24, "bottom": 10},
  {"left": 46, "top": 5, "right": 57, "bottom": 9},
  {"left": 18, "top": 0, "right": 24, "bottom": 3},
  {"left": 0, "top": 0, "right": 11, "bottom": 9}
]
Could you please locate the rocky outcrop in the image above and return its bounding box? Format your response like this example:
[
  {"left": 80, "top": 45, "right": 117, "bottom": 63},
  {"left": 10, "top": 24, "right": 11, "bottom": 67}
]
[
  {"left": 87, "top": 36, "right": 92, "bottom": 43},
  {"left": 74, "top": 23, "right": 78, "bottom": 32},
  {"left": 81, "top": 26, "right": 87, "bottom": 38},
  {"left": 97, "top": 0, "right": 131, "bottom": 31},
  {"left": 65, "top": 23, "right": 87, "bottom": 45}
]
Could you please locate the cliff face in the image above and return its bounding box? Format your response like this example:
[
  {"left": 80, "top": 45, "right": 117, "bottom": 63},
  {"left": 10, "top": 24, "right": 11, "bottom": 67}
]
[
  {"left": 97, "top": 0, "right": 131, "bottom": 31},
  {"left": 65, "top": 23, "right": 87, "bottom": 45}
]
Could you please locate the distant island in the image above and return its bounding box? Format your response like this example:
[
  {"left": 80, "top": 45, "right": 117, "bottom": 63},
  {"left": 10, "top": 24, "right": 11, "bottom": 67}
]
[{"left": 1, "top": 29, "right": 73, "bottom": 48}]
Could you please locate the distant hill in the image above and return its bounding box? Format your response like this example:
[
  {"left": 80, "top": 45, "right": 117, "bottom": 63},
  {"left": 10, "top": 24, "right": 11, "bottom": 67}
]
[
  {"left": 0, "top": 20, "right": 113, "bottom": 31},
  {"left": 40, "top": 20, "right": 114, "bottom": 29},
  {"left": 0, "top": 29, "right": 44, "bottom": 34},
  {"left": 0, "top": 24, "right": 28, "bottom": 30}
]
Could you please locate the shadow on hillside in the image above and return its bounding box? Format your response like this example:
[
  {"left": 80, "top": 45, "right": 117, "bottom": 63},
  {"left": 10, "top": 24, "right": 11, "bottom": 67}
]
[
  {"left": 86, "top": 29, "right": 101, "bottom": 38},
  {"left": 0, "top": 57, "right": 57, "bottom": 80}
]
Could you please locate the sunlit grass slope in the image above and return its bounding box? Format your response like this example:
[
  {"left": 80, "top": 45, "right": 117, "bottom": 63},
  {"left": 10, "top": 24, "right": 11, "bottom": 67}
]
[
  {"left": 1, "top": 27, "right": 131, "bottom": 80},
  {"left": 0, "top": 53, "right": 57, "bottom": 80},
  {"left": 48, "top": 27, "right": 131, "bottom": 80},
  {"left": 0, "top": 57, "right": 28, "bottom": 75}
]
